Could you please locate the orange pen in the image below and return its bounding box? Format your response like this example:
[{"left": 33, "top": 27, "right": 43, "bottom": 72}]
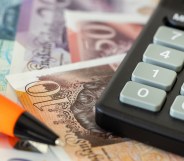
[{"left": 0, "top": 95, "right": 61, "bottom": 145}]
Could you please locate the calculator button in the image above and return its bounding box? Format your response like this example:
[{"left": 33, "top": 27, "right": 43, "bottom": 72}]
[
  {"left": 143, "top": 44, "right": 184, "bottom": 72},
  {"left": 132, "top": 62, "right": 177, "bottom": 91},
  {"left": 154, "top": 26, "right": 184, "bottom": 51},
  {"left": 120, "top": 81, "right": 166, "bottom": 112},
  {"left": 180, "top": 83, "right": 184, "bottom": 95},
  {"left": 170, "top": 96, "right": 184, "bottom": 121},
  {"left": 165, "top": 13, "right": 184, "bottom": 30}
]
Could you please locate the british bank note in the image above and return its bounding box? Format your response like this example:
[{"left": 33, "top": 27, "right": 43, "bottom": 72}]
[
  {"left": 7, "top": 55, "right": 184, "bottom": 161},
  {"left": 9, "top": 0, "right": 159, "bottom": 73},
  {"left": 10, "top": 0, "right": 139, "bottom": 74},
  {"left": 65, "top": 11, "right": 146, "bottom": 62}
]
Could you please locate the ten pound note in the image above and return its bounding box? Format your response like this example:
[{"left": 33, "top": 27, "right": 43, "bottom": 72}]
[{"left": 7, "top": 55, "right": 184, "bottom": 161}]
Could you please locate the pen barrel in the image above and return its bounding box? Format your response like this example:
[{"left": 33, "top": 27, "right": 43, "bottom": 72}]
[
  {"left": 14, "top": 112, "right": 59, "bottom": 145},
  {"left": 0, "top": 95, "right": 25, "bottom": 136}
]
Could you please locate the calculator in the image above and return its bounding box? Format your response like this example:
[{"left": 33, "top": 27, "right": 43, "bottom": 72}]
[{"left": 96, "top": 0, "right": 184, "bottom": 156}]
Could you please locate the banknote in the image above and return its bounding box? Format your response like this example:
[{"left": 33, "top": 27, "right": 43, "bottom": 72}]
[
  {"left": 10, "top": 0, "right": 106, "bottom": 74},
  {"left": 65, "top": 11, "right": 146, "bottom": 62},
  {"left": 7, "top": 55, "right": 184, "bottom": 161},
  {"left": 9, "top": 0, "right": 159, "bottom": 74},
  {"left": 11, "top": 0, "right": 70, "bottom": 73},
  {"left": 9, "top": 0, "right": 125, "bottom": 73},
  {"left": 0, "top": 0, "right": 22, "bottom": 41}
]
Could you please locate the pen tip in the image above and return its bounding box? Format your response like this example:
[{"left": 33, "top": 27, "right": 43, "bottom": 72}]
[{"left": 55, "top": 138, "right": 65, "bottom": 146}]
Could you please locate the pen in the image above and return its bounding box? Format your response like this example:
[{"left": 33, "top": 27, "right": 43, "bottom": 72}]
[{"left": 0, "top": 95, "right": 62, "bottom": 146}]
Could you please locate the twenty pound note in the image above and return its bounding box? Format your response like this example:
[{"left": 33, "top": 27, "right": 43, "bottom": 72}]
[
  {"left": 65, "top": 11, "right": 146, "bottom": 62},
  {"left": 7, "top": 55, "right": 184, "bottom": 161}
]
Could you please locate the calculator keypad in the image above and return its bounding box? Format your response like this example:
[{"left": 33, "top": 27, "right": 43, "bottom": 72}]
[
  {"left": 96, "top": 2, "right": 184, "bottom": 154},
  {"left": 120, "top": 25, "right": 184, "bottom": 117},
  {"left": 120, "top": 81, "right": 166, "bottom": 112},
  {"left": 154, "top": 26, "right": 184, "bottom": 51},
  {"left": 132, "top": 62, "right": 177, "bottom": 91},
  {"left": 143, "top": 44, "right": 184, "bottom": 72}
]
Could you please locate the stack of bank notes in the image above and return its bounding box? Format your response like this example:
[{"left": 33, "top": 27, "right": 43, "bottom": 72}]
[{"left": 1, "top": 0, "right": 184, "bottom": 160}]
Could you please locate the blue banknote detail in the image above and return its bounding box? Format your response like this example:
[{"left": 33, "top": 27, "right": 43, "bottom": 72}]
[
  {"left": 4, "top": 47, "right": 12, "bottom": 64},
  {"left": 0, "top": 40, "right": 14, "bottom": 65},
  {"left": 0, "top": 40, "right": 14, "bottom": 92},
  {"left": 0, "top": 0, "right": 22, "bottom": 40},
  {"left": 0, "top": 70, "right": 9, "bottom": 91},
  {"left": 0, "top": 40, "right": 12, "bottom": 64}
]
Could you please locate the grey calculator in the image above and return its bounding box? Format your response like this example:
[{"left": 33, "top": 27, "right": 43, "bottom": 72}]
[{"left": 96, "top": 0, "right": 184, "bottom": 156}]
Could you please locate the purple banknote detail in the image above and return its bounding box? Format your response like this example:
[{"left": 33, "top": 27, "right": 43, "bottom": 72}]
[
  {"left": 17, "top": 0, "right": 32, "bottom": 33},
  {"left": 14, "top": 0, "right": 72, "bottom": 71},
  {"left": 13, "top": 0, "right": 135, "bottom": 72}
]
